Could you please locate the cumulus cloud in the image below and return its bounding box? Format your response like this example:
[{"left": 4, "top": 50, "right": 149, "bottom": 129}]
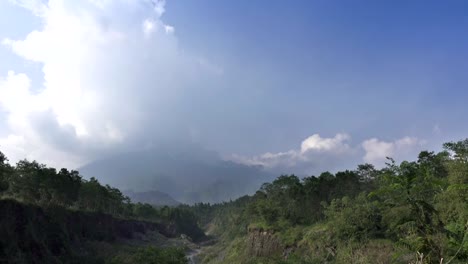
[
  {"left": 232, "top": 134, "right": 427, "bottom": 175},
  {"left": 0, "top": 0, "right": 221, "bottom": 168},
  {"left": 300, "top": 133, "right": 350, "bottom": 153},
  {"left": 362, "top": 137, "right": 425, "bottom": 166},
  {"left": 231, "top": 133, "right": 355, "bottom": 175}
]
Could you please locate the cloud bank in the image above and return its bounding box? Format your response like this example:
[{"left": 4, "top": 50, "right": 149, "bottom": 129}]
[
  {"left": 362, "top": 137, "right": 425, "bottom": 165},
  {"left": 0, "top": 0, "right": 222, "bottom": 167},
  {"left": 231, "top": 134, "right": 425, "bottom": 175},
  {"left": 0, "top": 1, "right": 429, "bottom": 175}
]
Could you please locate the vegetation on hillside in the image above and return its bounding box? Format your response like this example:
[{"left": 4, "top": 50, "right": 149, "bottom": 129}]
[
  {"left": 0, "top": 150, "right": 205, "bottom": 263},
  {"left": 1, "top": 139, "right": 467, "bottom": 263},
  {"left": 190, "top": 140, "right": 468, "bottom": 264},
  {"left": 0, "top": 151, "right": 204, "bottom": 242}
]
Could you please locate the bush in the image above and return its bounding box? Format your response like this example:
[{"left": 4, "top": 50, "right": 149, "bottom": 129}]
[
  {"left": 110, "top": 246, "right": 187, "bottom": 264},
  {"left": 324, "top": 193, "right": 381, "bottom": 241}
]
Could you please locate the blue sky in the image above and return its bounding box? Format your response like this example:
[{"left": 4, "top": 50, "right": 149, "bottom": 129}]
[
  {"left": 165, "top": 0, "right": 468, "bottom": 149},
  {"left": 0, "top": 0, "right": 467, "bottom": 174}
]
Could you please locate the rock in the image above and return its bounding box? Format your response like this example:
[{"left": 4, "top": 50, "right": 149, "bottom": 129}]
[
  {"left": 246, "top": 228, "right": 282, "bottom": 257},
  {"left": 180, "top": 233, "right": 193, "bottom": 242}
]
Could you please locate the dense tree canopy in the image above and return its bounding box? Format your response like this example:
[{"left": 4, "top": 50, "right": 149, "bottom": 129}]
[
  {"left": 190, "top": 139, "right": 468, "bottom": 264},
  {"left": 0, "top": 151, "right": 204, "bottom": 242}
]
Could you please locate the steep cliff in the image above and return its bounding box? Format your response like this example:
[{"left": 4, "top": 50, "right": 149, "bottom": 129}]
[
  {"left": 0, "top": 199, "right": 179, "bottom": 263},
  {"left": 246, "top": 227, "right": 283, "bottom": 258}
]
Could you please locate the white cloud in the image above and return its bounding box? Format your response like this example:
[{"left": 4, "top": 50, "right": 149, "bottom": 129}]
[
  {"left": 362, "top": 136, "right": 424, "bottom": 165},
  {"left": 142, "top": 18, "right": 156, "bottom": 36},
  {"left": 152, "top": 0, "right": 166, "bottom": 16},
  {"left": 300, "top": 133, "right": 350, "bottom": 153},
  {"left": 164, "top": 25, "right": 175, "bottom": 34},
  {"left": 0, "top": 0, "right": 219, "bottom": 168},
  {"left": 232, "top": 133, "right": 427, "bottom": 174},
  {"left": 231, "top": 133, "right": 354, "bottom": 175}
]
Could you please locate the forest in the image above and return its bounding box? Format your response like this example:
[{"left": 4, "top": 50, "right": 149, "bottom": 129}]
[
  {"left": 0, "top": 150, "right": 202, "bottom": 263},
  {"left": 189, "top": 139, "right": 468, "bottom": 264},
  {"left": 0, "top": 139, "right": 467, "bottom": 263}
]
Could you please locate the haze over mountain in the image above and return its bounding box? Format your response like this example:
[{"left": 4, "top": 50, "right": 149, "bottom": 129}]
[{"left": 80, "top": 142, "right": 273, "bottom": 204}]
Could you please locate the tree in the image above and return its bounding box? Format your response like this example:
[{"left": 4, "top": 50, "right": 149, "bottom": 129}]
[
  {"left": 11, "top": 160, "right": 45, "bottom": 203},
  {"left": 134, "top": 203, "right": 158, "bottom": 219},
  {"left": 78, "top": 177, "right": 106, "bottom": 211},
  {"left": 0, "top": 151, "right": 12, "bottom": 194},
  {"left": 55, "top": 169, "right": 82, "bottom": 206},
  {"left": 258, "top": 175, "right": 305, "bottom": 224},
  {"left": 356, "top": 163, "right": 378, "bottom": 182},
  {"left": 334, "top": 170, "right": 361, "bottom": 197},
  {"left": 443, "top": 139, "right": 468, "bottom": 162},
  {"left": 324, "top": 193, "right": 381, "bottom": 241},
  {"left": 372, "top": 157, "right": 445, "bottom": 261},
  {"left": 436, "top": 140, "right": 468, "bottom": 260}
]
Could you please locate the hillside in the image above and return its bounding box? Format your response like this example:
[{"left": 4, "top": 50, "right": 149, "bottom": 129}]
[
  {"left": 189, "top": 139, "right": 468, "bottom": 264},
  {"left": 0, "top": 199, "right": 190, "bottom": 263},
  {"left": 0, "top": 150, "right": 206, "bottom": 263}
]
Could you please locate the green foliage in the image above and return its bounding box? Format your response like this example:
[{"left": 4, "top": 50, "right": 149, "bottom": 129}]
[
  {"left": 77, "top": 177, "right": 129, "bottom": 215},
  {"left": 163, "top": 205, "right": 207, "bottom": 241},
  {"left": 0, "top": 150, "right": 205, "bottom": 246},
  {"left": 0, "top": 156, "right": 132, "bottom": 217},
  {"left": 239, "top": 172, "right": 366, "bottom": 230},
  {"left": 0, "top": 151, "right": 12, "bottom": 193},
  {"left": 369, "top": 154, "right": 448, "bottom": 260},
  {"left": 110, "top": 246, "right": 187, "bottom": 264},
  {"left": 443, "top": 139, "right": 468, "bottom": 161},
  {"left": 0, "top": 149, "right": 208, "bottom": 263},
  {"left": 191, "top": 139, "right": 468, "bottom": 264},
  {"left": 324, "top": 193, "right": 382, "bottom": 241}
]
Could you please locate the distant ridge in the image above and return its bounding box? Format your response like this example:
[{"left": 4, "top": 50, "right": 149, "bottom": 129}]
[{"left": 79, "top": 143, "right": 273, "bottom": 204}]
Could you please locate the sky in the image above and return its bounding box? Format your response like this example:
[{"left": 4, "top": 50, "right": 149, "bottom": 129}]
[{"left": 0, "top": 0, "right": 467, "bottom": 175}]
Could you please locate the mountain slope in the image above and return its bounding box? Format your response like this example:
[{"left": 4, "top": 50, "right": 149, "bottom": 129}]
[{"left": 79, "top": 145, "right": 272, "bottom": 204}]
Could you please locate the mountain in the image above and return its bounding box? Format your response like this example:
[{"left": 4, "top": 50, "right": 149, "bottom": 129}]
[
  {"left": 79, "top": 143, "right": 273, "bottom": 204},
  {"left": 125, "top": 190, "right": 180, "bottom": 207}
]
